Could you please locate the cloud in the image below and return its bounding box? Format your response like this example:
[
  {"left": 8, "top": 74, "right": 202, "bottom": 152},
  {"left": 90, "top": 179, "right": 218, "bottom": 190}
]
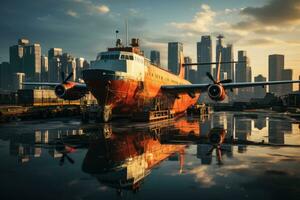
[
  {"left": 241, "top": 0, "right": 300, "bottom": 25},
  {"left": 66, "top": 10, "right": 78, "bottom": 18},
  {"left": 96, "top": 5, "right": 110, "bottom": 14},
  {"left": 170, "top": 4, "right": 216, "bottom": 33},
  {"left": 231, "top": 0, "right": 300, "bottom": 35}
]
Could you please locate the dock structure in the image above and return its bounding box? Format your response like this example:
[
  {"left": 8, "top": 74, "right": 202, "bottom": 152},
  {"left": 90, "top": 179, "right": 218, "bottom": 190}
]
[{"left": 132, "top": 109, "right": 175, "bottom": 122}]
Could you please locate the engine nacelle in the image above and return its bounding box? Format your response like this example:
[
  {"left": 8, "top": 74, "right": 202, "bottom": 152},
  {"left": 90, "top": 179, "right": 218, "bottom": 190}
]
[
  {"left": 55, "top": 82, "right": 87, "bottom": 100},
  {"left": 207, "top": 84, "right": 226, "bottom": 101}
]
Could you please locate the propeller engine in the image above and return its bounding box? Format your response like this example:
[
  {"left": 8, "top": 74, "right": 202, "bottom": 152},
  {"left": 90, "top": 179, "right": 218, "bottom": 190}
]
[
  {"left": 54, "top": 72, "right": 87, "bottom": 100},
  {"left": 206, "top": 72, "right": 232, "bottom": 101}
]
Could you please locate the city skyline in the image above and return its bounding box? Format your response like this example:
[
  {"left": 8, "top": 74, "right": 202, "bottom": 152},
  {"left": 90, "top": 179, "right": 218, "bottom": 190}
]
[{"left": 0, "top": 0, "right": 300, "bottom": 81}]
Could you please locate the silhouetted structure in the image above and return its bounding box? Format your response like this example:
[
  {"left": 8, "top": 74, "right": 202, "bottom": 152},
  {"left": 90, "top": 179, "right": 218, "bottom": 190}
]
[
  {"left": 168, "top": 42, "right": 183, "bottom": 74},
  {"left": 150, "top": 50, "right": 160, "bottom": 66},
  {"left": 254, "top": 74, "right": 266, "bottom": 98},
  {"left": 197, "top": 35, "right": 212, "bottom": 83}
]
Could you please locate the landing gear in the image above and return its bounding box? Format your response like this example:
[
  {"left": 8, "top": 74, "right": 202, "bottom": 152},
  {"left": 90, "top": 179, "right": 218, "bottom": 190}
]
[{"left": 101, "top": 105, "right": 112, "bottom": 123}]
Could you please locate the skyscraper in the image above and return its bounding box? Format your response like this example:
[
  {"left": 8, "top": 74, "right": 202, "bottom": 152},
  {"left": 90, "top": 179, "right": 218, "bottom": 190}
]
[
  {"left": 41, "top": 55, "right": 48, "bottom": 82},
  {"left": 168, "top": 42, "right": 183, "bottom": 74},
  {"left": 0, "top": 62, "right": 11, "bottom": 90},
  {"left": 282, "top": 69, "right": 293, "bottom": 94},
  {"left": 61, "top": 53, "right": 76, "bottom": 81},
  {"left": 9, "top": 38, "right": 29, "bottom": 74},
  {"left": 76, "top": 57, "right": 89, "bottom": 81},
  {"left": 216, "top": 35, "right": 224, "bottom": 65},
  {"left": 197, "top": 36, "right": 212, "bottom": 83},
  {"left": 150, "top": 50, "right": 160, "bottom": 66},
  {"left": 235, "top": 50, "right": 252, "bottom": 100},
  {"left": 48, "top": 57, "right": 61, "bottom": 82},
  {"left": 254, "top": 74, "right": 267, "bottom": 98},
  {"left": 48, "top": 48, "right": 62, "bottom": 60},
  {"left": 184, "top": 56, "right": 194, "bottom": 82},
  {"left": 23, "top": 43, "right": 41, "bottom": 81},
  {"left": 12, "top": 72, "right": 25, "bottom": 91},
  {"left": 48, "top": 48, "right": 62, "bottom": 82},
  {"left": 222, "top": 44, "right": 234, "bottom": 81},
  {"left": 269, "top": 54, "right": 284, "bottom": 96}
]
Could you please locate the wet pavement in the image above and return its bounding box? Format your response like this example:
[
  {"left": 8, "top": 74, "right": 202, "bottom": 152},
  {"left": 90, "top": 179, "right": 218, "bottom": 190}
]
[{"left": 0, "top": 111, "right": 300, "bottom": 200}]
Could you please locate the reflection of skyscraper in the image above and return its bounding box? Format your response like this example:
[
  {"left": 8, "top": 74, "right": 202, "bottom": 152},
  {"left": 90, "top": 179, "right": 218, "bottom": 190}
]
[
  {"left": 197, "top": 36, "right": 212, "bottom": 83},
  {"left": 168, "top": 42, "right": 183, "bottom": 74},
  {"left": 197, "top": 144, "right": 212, "bottom": 164},
  {"left": 254, "top": 117, "right": 266, "bottom": 130},
  {"left": 268, "top": 120, "right": 284, "bottom": 144},
  {"left": 234, "top": 117, "right": 251, "bottom": 142}
]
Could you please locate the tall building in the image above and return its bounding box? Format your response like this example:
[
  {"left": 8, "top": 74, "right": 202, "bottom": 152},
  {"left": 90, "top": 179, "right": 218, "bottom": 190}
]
[
  {"left": 12, "top": 73, "right": 25, "bottom": 91},
  {"left": 168, "top": 42, "right": 183, "bottom": 74},
  {"left": 235, "top": 50, "right": 252, "bottom": 100},
  {"left": 48, "top": 48, "right": 62, "bottom": 82},
  {"left": 254, "top": 74, "right": 267, "bottom": 98},
  {"left": 197, "top": 35, "right": 212, "bottom": 83},
  {"left": 23, "top": 43, "right": 41, "bottom": 81},
  {"left": 282, "top": 69, "right": 293, "bottom": 94},
  {"left": 221, "top": 44, "right": 234, "bottom": 81},
  {"left": 184, "top": 56, "right": 194, "bottom": 82},
  {"left": 41, "top": 55, "right": 48, "bottom": 82},
  {"left": 48, "top": 57, "right": 61, "bottom": 82},
  {"left": 48, "top": 48, "right": 62, "bottom": 60},
  {"left": 76, "top": 58, "right": 89, "bottom": 81},
  {"left": 268, "top": 54, "right": 284, "bottom": 96},
  {"left": 9, "top": 39, "right": 41, "bottom": 82},
  {"left": 0, "top": 62, "right": 12, "bottom": 90},
  {"left": 216, "top": 35, "right": 224, "bottom": 65},
  {"left": 9, "top": 38, "right": 29, "bottom": 74},
  {"left": 61, "top": 53, "right": 76, "bottom": 81},
  {"left": 150, "top": 50, "right": 160, "bottom": 66}
]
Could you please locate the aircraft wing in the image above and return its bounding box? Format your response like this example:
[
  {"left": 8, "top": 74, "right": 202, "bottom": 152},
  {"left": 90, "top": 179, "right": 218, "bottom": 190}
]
[
  {"left": 161, "top": 80, "right": 300, "bottom": 94},
  {"left": 23, "top": 82, "right": 87, "bottom": 87},
  {"left": 23, "top": 82, "right": 61, "bottom": 87},
  {"left": 222, "top": 80, "right": 300, "bottom": 90},
  {"left": 161, "top": 84, "right": 210, "bottom": 94}
]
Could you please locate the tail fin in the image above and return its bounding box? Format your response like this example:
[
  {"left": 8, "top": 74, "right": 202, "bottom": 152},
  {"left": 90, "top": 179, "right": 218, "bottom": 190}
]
[
  {"left": 216, "top": 51, "right": 221, "bottom": 82},
  {"left": 178, "top": 52, "right": 185, "bottom": 79}
]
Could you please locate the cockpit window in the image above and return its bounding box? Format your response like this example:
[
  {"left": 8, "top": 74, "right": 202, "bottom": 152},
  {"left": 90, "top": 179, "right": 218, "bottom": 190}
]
[
  {"left": 100, "top": 54, "right": 119, "bottom": 60},
  {"left": 99, "top": 53, "right": 134, "bottom": 61}
]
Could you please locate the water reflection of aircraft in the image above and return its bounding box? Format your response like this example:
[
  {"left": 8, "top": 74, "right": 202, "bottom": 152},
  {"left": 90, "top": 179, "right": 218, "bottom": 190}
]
[{"left": 82, "top": 127, "right": 186, "bottom": 194}]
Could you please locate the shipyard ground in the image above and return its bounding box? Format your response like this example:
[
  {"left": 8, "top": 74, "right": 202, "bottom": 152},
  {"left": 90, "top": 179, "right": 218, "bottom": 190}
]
[{"left": 0, "top": 111, "right": 300, "bottom": 200}]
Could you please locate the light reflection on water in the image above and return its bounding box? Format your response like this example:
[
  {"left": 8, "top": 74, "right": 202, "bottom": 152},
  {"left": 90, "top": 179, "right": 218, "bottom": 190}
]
[{"left": 0, "top": 111, "right": 300, "bottom": 199}]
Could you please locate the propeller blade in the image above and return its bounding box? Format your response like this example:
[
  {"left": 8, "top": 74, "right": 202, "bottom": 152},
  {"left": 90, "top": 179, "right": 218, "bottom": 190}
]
[
  {"left": 66, "top": 154, "right": 75, "bottom": 164},
  {"left": 218, "top": 79, "right": 232, "bottom": 84},
  {"left": 64, "top": 72, "right": 73, "bottom": 83},
  {"left": 206, "top": 72, "right": 216, "bottom": 84}
]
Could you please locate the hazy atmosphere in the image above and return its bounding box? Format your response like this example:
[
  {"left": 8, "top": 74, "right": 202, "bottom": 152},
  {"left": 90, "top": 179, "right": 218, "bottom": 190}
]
[{"left": 1, "top": 0, "right": 300, "bottom": 80}]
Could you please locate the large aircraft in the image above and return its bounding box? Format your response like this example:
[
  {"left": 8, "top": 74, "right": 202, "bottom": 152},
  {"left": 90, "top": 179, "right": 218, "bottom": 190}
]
[{"left": 24, "top": 38, "right": 300, "bottom": 122}]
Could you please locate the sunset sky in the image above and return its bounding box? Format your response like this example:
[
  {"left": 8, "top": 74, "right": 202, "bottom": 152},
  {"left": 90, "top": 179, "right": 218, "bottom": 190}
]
[{"left": 0, "top": 0, "right": 300, "bottom": 81}]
